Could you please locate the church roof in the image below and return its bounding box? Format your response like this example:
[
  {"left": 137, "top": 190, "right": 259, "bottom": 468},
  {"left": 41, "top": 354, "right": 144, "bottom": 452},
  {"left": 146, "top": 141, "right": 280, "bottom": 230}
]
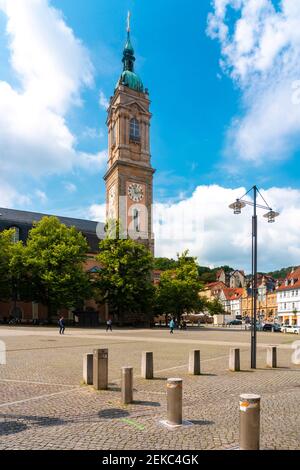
[{"left": 0, "top": 207, "right": 104, "bottom": 252}]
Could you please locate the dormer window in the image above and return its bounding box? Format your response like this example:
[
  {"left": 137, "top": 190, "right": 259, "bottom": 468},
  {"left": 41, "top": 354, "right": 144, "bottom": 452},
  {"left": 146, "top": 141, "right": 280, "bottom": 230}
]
[{"left": 130, "top": 118, "right": 140, "bottom": 142}]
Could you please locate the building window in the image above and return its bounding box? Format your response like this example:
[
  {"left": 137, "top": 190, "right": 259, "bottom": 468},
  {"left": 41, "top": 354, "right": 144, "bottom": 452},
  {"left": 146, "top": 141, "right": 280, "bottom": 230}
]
[
  {"left": 130, "top": 118, "right": 140, "bottom": 141},
  {"left": 133, "top": 209, "right": 140, "bottom": 232},
  {"left": 11, "top": 226, "right": 20, "bottom": 243},
  {"left": 111, "top": 124, "right": 116, "bottom": 147}
]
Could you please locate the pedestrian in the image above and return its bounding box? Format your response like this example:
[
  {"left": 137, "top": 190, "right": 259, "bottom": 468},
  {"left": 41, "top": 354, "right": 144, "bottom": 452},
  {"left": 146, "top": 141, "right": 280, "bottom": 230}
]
[
  {"left": 169, "top": 318, "right": 175, "bottom": 334},
  {"left": 106, "top": 318, "right": 113, "bottom": 332},
  {"left": 58, "top": 316, "right": 65, "bottom": 335}
]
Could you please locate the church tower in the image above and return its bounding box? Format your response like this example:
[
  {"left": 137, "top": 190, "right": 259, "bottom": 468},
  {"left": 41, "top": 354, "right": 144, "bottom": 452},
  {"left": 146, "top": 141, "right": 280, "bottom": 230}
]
[{"left": 104, "top": 14, "right": 155, "bottom": 253}]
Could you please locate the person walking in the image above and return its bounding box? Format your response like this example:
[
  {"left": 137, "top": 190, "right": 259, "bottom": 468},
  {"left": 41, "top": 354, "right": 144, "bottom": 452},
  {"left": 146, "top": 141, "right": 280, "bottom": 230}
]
[
  {"left": 106, "top": 318, "right": 113, "bottom": 332},
  {"left": 169, "top": 318, "right": 175, "bottom": 334},
  {"left": 58, "top": 316, "right": 65, "bottom": 335}
]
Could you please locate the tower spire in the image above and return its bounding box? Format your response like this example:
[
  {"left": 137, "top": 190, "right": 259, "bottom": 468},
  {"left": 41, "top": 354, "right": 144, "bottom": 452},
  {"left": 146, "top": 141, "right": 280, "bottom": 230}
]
[
  {"left": 123, "top": 12, "right": 135, "bottom": 72},
  {"left": 127, "top": 11, "right": 131, "bottom": 33},
  {"left": 116, "top": 12, "right": 144, "bottom": 93}
]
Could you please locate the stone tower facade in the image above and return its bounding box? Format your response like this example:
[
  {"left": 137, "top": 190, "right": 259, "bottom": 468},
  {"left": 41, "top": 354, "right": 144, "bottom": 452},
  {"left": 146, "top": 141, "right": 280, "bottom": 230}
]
[{"left": 104, "top": 23, "right": 155, "bottom": 254}]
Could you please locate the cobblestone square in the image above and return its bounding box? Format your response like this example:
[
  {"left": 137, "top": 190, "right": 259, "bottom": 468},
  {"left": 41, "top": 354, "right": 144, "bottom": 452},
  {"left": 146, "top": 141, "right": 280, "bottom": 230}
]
[{"left": 0, "top": 326, "right": 299, "bottom": 450}]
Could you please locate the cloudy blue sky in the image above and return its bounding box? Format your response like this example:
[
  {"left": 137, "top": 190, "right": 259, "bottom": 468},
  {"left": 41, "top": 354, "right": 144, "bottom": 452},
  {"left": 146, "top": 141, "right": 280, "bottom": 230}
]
[{"left": 1, "top": 0, "right": 300, "bottom": 271}]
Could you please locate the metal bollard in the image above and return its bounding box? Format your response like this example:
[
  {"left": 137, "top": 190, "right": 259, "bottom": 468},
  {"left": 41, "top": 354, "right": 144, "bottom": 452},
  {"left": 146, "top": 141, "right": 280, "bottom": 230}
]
[
  {"left": 83, "top": 353, "right": 93, "bottom": 385},
  {"left": 229, "top": 348, "right": 240, "bottom": 372},
  {"left": 188, "top": 350, "right": 201, "bottom": 375},
  {"left": 121, "top": 366, "right": 133, "bottom": 404},
  {"left": 93, "top": 348, "right": 108, "bottom": 390},
  {"left": 167, "top": 378, "right": 183, "bottom": 425},
  {"left": 239, "top": 394, "right": 261, "bottom": 450},
  {"left": 266, "top": 346, "right": 277, "bottom": 368},
  {"left": 141, "top": 352, "right": 154, "bottom": 379}
]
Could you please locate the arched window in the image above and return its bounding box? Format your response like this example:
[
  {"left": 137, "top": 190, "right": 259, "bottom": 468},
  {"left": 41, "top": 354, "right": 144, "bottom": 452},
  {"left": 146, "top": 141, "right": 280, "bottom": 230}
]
[
  {"left": 11, "top": 226, "right": 20, "bottom": 243},
  {"left": 133, "top": 209, "right": 140, "bottom": 232},
  {"left": 130, "top": 118, "right": 140, "bottom": 141}
]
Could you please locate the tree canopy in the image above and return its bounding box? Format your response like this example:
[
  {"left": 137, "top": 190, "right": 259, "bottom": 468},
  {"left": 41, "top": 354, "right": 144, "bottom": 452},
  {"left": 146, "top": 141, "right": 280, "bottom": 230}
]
[
  {"left": 10, "top": 217, "right": 91, "bottom": 317},
  {"left": 94, "top": 237, "right": 154, "bottom": 322},
  {"left": 154, "top": 251, "right": 204, "bottom": 322}
]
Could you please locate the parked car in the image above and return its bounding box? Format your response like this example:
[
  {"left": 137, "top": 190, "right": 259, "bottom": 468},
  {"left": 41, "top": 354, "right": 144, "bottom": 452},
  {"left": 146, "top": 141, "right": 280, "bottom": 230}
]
[
  {"left": 281, "top": 325, "right": 300, "bottom": 334},
  {"left": 262, "top": 323, "right": 281, "bottom": 332},
  {"left": 226, "top": 319, "right": 243, "bottom": 326}
]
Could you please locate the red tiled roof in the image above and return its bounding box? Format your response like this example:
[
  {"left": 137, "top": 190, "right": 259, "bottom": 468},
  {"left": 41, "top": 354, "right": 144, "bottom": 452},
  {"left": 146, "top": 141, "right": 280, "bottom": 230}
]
[
  {"left": 277, "top": 267, "right": 300, "bottom": 291},
  {"left": 205, "top": 281, "right": 226, "bottom": 289},
  {"left": 222, "top": 287, "right": 244, "bottom": 300},
  {"left": 286, "top": 267, "right": 300, "bottom": 279}
]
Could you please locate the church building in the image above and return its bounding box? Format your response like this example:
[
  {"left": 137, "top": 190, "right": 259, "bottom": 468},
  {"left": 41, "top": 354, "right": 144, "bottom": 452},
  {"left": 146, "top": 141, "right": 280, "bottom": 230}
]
[{"left": 0, "top": 19, "right": 154, "bottom": 325}]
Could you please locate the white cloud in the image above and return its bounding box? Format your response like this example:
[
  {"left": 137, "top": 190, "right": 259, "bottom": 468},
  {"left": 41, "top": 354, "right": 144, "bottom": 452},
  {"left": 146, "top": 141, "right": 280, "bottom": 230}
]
[
  {"left": 64, "top": 182, "right": 77, "bottom": 193},
  {"left": 207, "top": 0, "right": 300, "bottom": 164},
  {"left": 0, "top": 0, "right": 106, "bottom": 206},
  {"left": 99, "top": 90, "right": 109, "bottom": 110},
  {"left": 88, "top": 185, "right": 300, "bottom": 272},
  {"left": 88, "top": 203, "right": 106, "bottom": 222},
  {"left": 154, "top": 184, "right": 300, "bottom": 272},
  {"left": 0, "top": 182, "right": 31, "bottom": 208}
]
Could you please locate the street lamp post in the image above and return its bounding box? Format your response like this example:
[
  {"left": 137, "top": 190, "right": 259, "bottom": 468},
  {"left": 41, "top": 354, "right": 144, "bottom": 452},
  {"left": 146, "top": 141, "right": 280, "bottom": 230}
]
[{"left": 229, "top": 185, "right": 279, "bottom": 369}]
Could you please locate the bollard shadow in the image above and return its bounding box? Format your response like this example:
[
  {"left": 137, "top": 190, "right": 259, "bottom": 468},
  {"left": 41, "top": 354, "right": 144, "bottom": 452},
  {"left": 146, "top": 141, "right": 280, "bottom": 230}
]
[
  {"left": 132, "top": 400, "right": 161, "bottom": 407},
  {"left": 189, "top": 419, "right": 214, "bottom": 426},
  {"left": 256, "top": 366, "right": 290, "bottom": 371},
  {"left": 98, "top": 408, "right": 130, "bottom": 419},
  {"left": 107, "top": 382, "right": 121, "bottom": 392},
  {"left": 108, "top": 386, "right": 121, "bottom": 392},
  {"left": 198, "top": 373, "right": 217, "bottom": 377},
  {"left": 0, "top": 421, "right": 27, "bottom": 436},
  {"left": 0, "top": 414, "right": 65, "bottom": 436},
  {"left": 150, "top": 377, "right": 168, "bottom": 381}
]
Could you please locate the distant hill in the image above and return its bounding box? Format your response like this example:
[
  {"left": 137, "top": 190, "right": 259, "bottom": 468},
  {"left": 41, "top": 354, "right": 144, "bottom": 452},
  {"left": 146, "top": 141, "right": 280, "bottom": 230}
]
[
  {"left": 154, "top": 258, "right": 297, "bottom": 284},
  {"left": 266, "top": 266, "right": 296, "bottom": 280}
]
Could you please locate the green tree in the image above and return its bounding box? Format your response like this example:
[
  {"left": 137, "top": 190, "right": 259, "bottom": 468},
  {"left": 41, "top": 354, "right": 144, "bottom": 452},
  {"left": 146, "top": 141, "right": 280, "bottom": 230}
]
[
  {"left": 155, "top": 251, "right": 203, "bottom": 323},
  {"left": 12, "top": 217, "right": 90, "bottom": 318},
  {"left": 153, "top": 257, "right": 178, "bottom": 271},
  {"left": 0, "top": 229, "right": 16, "bottom": 300},
  {"left": 94, "top": 238, "right": 154, "bottom": 323},
  {"left": 206, "top": 298, "right": 226, "bottom": 316}
]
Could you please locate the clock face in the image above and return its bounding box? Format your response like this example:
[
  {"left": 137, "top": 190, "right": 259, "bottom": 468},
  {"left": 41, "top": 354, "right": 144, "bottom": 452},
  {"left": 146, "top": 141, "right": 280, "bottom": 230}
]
[{"left": 128, "top": 183, "right": 144, "bottom": 202}]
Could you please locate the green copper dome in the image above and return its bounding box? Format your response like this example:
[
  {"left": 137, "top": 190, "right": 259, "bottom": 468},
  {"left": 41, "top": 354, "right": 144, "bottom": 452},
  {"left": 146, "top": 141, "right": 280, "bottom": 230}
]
[
  {"left": 118, "top": 70, "right": 144, "bottom": 92},
  {"left": 116, "top": 29, "right": 144, "bottom": 93}
]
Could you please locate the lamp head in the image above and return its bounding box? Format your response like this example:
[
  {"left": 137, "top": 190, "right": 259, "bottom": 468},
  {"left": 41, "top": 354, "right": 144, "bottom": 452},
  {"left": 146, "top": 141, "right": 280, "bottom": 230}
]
[
  {"left": 263, "top": 210, "right": 279, "bottom": 223},
  {"left": 229, "top": 199, "right": 246, "bottom": 215}
]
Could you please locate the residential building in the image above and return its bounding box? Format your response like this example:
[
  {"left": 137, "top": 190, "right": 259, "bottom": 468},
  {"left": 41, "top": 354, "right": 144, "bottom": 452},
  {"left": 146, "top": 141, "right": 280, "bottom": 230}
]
[
  {"left": 219, "top": 288, "right": 243, "bottom": 319},
  {"left": 216, "top": 269, "right": 246, "bottom": 288},
  {"left": 277, "top": 267, "right": 300, "bottom": 326}
]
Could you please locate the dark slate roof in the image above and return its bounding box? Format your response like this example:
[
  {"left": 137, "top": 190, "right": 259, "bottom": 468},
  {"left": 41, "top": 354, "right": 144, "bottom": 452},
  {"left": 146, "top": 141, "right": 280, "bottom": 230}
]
[{"left": 0, "top": 207, "right": 105, "bottom": 253}]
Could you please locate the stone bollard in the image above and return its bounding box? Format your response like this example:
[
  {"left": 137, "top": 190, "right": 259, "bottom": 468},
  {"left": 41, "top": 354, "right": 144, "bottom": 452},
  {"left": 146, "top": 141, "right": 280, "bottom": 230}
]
[
  {"left": 93, "top": 348, "right": 108, "bottom": 390},
  {"left": 188, "top": 350, "right": 201, "bottom": 375},
  {"left": 229, "top": 348, "right": 240, "bottom": 372},
  {"left": 239, "top": 394, "right": 261, "bottom": 450},
  {"left": 121, "top": 366, "right": 133, "bottom": 404},
  {"left": 141, "top": 352, "right": 154, "bottom": 379},
  {"left": 83, "top": 353, "right": 93, "bottom": 385},
  {"left": 266, "top": 346, "right": 277, "bottom": 368},
  {"left": 167, "top": 378, "right": 183, "bottom": 425}
]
